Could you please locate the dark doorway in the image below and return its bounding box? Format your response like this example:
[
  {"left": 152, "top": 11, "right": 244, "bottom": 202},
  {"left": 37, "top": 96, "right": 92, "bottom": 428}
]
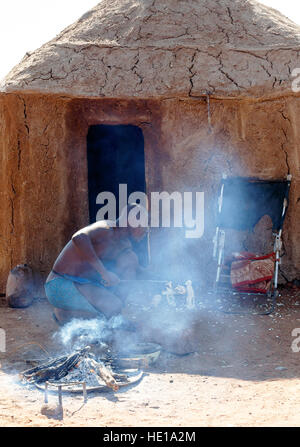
[{"left": 87, "top": 124, "right": 147, "bottom": 263}]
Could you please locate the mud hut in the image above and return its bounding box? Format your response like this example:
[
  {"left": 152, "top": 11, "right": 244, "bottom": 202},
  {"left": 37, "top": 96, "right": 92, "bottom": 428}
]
[{"left": 0, "top": 0, "right": 300, "bottom": 290}]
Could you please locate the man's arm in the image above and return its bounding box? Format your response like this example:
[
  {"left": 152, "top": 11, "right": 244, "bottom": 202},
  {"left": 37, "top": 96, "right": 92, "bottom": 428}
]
[{"left": 71, "top": 227, "right": 119, "bottom": 287}]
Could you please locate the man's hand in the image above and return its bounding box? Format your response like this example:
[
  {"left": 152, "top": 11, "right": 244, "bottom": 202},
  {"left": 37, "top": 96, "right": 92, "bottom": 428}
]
[{"left": 101, "top": 271, "right": 120, "bottom": 288}]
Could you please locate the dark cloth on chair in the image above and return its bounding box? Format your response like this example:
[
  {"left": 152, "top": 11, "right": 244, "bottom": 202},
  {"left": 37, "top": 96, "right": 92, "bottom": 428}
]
[{"left": 217, "top": 178, "right": 290, "bottom": 231}]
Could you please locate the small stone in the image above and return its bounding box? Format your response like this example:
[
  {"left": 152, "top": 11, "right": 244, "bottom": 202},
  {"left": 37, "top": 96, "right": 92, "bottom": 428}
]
[{"left": 41, "top": 404, "right": 63, "bottom": 420}]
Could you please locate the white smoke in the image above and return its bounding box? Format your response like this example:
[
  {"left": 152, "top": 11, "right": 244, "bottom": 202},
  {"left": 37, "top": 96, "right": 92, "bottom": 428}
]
[{"left": 54, "top": 315, "right": 126, "bottom": 351}]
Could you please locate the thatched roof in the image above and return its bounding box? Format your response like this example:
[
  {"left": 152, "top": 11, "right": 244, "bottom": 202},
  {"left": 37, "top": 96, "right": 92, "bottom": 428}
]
[{"left": 1, "top": 0, "right": 300, "bottom": 98}]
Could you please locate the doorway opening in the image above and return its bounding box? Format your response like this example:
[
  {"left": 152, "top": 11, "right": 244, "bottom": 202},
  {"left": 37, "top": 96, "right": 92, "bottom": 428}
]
[{"left": 87, "top": 124, "right": 147, "bottom": 264}]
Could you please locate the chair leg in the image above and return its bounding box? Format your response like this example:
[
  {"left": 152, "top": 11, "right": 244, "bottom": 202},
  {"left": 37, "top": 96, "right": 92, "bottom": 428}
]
[
  {"left": 273, "top": 231, "right": 282, "bottom": 290},
  {"left": 215, "top": 230, "right": 225, "bottom": 290}
]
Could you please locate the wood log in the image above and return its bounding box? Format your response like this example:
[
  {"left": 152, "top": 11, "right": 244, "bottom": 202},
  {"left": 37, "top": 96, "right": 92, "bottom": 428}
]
[
  {"left": 23, "top": 347, "right": 89, "bottom": 383},
  {"left": 111, "top": 372, "right": 129, "bottom": 382},
  {"left": 96, "top": 360, "right": 119, "bottom": 391}
]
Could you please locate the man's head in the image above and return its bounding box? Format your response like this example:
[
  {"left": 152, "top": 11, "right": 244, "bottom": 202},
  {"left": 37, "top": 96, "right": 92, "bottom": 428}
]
[{"left": 118, "top": 203, "right": 148, "bottom": 241}]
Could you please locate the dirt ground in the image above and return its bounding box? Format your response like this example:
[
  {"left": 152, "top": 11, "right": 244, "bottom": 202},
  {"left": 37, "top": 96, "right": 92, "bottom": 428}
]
[{"left": 1, "top": 287, "right": 300, "bottom": 427}]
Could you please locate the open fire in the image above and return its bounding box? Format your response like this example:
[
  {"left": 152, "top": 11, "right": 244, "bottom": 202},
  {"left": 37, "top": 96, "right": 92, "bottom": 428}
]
[
  {"left": 21, "top": 345, "right": 147, "bottom": 392},
  {"left": 19, "top": 278, "right": 197, "bottom": 408}
]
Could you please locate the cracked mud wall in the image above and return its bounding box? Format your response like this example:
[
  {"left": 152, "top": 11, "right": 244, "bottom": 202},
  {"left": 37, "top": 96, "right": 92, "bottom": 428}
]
[
  {"left": 152, "top": 97, "right": 300, "bottom": 283},
  {"left": 0, "top": 93, "right": 299, "bottom": 291},
  {"left": 0, "top": 93, "right": 73, "bottom": 292},
  {"left": 0, "top": 95, "right": 164, "bottom": 292}
]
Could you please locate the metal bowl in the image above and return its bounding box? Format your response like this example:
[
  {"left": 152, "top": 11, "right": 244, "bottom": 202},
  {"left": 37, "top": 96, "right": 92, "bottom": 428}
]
[{"left": 117, "top": 342, "right": 161, "bottom": 368}]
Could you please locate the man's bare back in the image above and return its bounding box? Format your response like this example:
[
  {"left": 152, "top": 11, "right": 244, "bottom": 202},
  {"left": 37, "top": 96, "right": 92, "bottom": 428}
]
[
  {"left": 45, "top": 205, "right": 148, "bottom": 323},
  {"left": 47, "top": 221, "right": 135, "bottom": 282}
]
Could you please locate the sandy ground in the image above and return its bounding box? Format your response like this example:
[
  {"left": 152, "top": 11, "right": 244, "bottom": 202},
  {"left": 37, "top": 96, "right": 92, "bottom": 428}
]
[{"left": 1, "top": 287, "right": 300, "bottom": 427}]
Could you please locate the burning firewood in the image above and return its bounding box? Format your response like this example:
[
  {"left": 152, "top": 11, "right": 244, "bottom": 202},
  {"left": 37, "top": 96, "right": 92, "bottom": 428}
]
[
  {"left": 22, "top": 345, "right": 145, "bottom": 395},
  {"left": 111, "top": 372, "right": 129, "bottom": 383},
  {"left": 95, "top": 360, "right": 119, "bottom": 391},
  {"left": 22, "top": 347, "right": 90, "bottom": 383}
]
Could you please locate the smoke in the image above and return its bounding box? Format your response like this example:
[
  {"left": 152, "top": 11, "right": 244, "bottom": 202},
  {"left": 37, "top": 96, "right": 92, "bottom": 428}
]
[
  {"left": 52, "top": 171, "right": 279, "bottom": 357},
  {"left": 51, "top": 278, "right": 207, "bottom": 357},
  {"left": 150, "top": 227, "right": 208, "bottom": 285},
  {"left": 54, "top": 315, "right": 127, "bottom": 351}
]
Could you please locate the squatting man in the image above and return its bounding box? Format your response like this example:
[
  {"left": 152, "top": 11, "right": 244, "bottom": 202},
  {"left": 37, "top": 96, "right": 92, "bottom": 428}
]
[{"left": 45, "top": 204, "right": 149, "bottom": 324}]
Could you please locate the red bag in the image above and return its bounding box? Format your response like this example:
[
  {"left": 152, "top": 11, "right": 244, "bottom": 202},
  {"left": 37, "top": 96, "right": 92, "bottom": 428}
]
[{"left": 230, "top": 252, "right": 275, "bottom": 294}]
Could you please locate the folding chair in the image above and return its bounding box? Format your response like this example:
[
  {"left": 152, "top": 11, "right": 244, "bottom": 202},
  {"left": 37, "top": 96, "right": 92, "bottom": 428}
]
[{"left": 213, "top": 174, "right": 292, "bottom": 312}]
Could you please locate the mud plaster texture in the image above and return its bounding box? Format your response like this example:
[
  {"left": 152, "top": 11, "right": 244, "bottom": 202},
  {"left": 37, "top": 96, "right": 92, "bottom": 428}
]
[
  {"left": 0, "top": 0, "right": 300, "bottom": 290},
  {"left": 1, "top": 0, "right": 300, "bottom": 99},
  {"left": 0, "top": 94, "right": 299, "bottom": 291}
]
